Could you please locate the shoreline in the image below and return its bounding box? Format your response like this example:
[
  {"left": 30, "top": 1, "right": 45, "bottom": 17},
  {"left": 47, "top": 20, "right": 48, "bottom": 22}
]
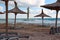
[
  {"left": 0, "top": 22, "right": 50, "bottom": 28},
  {"left": 0, "top": 22, "right": 60, "bottom": 27}
]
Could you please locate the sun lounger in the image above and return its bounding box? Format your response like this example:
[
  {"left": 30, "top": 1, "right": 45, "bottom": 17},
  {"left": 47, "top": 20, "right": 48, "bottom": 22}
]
[
  {"left": 0, "top": 32, "right": 29, "bottom": 40},
  {"left": 0, "top": 35, "right": 29, "bottom": 40},
  {"left": 0, "top": 32, "right": 18, "bottom": 35},
  {"left": 49, "top": 27, "right": 60, "bottom": 34}
]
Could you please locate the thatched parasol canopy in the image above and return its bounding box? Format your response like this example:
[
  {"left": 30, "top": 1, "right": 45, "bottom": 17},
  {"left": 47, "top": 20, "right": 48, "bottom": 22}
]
[
  {"left": 41, "top": 0, "right": 60, "bottom": 10},
  {"left": 0, "top": 12, "right": 4, "bottom": 14},
  {"left": 6, "top": 1, "right": 27, "bottom": 14},
  {"left": 35, "top": 9, "right": 50, "bottom": 17}
]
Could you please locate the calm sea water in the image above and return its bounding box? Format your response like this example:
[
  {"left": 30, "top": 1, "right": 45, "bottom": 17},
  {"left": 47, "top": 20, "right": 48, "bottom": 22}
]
[{"left": 0, "top": 18, "right": 60, "bottom": 27}]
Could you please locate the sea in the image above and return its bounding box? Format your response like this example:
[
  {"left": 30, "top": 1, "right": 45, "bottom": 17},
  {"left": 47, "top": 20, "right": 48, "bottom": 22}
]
[{"left": 0, "top": 18, "right": 60, "bottom": 27}]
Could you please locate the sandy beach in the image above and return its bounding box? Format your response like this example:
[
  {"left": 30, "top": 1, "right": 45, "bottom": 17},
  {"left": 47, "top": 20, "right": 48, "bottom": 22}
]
[{"left": 0, "top": 23, "right": 60, "bottom": 40}]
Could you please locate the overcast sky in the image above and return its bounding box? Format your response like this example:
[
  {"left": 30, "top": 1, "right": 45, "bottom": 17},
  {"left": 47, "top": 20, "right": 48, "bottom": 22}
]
[{"left": 0, "top": 0, "right": 59, "bottom": 19}]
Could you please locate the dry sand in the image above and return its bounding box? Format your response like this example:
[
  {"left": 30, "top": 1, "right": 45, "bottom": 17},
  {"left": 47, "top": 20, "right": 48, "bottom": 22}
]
[{"left": 0, "top": 23, "right": 60, "bottom": 40}]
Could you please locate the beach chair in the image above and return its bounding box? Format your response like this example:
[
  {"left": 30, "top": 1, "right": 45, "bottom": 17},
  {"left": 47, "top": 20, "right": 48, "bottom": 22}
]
[
  {"left": 49, "top": 27, "right": 55, "bottom": 34},
  {"left": 0, "top": 32, "right": 18, "bottom": 35},
  {"left": 0, "top": 34, "right": 29, "bottom": 40},
  {"left": 0, "top": 32, "right": 29, "bottom": 40},
  {"left": 49, "top": 27, "right": 60, "bottom": 34}
]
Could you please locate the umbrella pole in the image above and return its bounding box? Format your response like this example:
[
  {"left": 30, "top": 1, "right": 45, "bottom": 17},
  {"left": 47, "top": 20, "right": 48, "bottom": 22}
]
[
  {"left": 27, "top": 7, "right": 29, "bottom": 20},
  {"left": 5, "top": 1, "right": 8, "bottom": 37},
  {"left": 5, "top": 1, "right": 9, "bottom": 40},
  {"left": 55, "top": 10, "right": 59, "bottom": 33},
  {"left": 42, "top": 17, "right": 44, "bottom": 27},
  {"left": 14, "top": 14, "right": 17, "bottom": 27},
  {"left": 27, "top": 12, "right": 29, "bottom": 20}
]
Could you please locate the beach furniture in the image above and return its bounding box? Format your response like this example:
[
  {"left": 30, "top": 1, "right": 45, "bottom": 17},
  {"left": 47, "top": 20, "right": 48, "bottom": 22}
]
[
  {"left": 4, "top": 1, "right": 27, "bottom": 28},
  {"left": 0, "top": 35, "right": 29, "bottom": 40},
  {"left": 0, "top": 0, "right": 15, "bottom": 38},
  {"left": 0, "top": 32, "right": 18, "bottom": 35},
  {"left": 35, "top": 9, "right": 50, "bottom": 26},
  {"left": 41, "top": 0, "right": 60, "bottom": 33},
  {"left": 0, "top": 32, "right": 29, "bottom": 40},
  {"left": 0, "top": 0, "right": 29, "bottom": 40},
  {"left": 50, "top": 27, "right": 60, "bottom": 34}
]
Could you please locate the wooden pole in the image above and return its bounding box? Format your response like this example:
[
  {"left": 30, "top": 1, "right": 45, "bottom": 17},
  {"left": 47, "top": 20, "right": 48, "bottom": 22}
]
[
  {"left": 42, "top": 17, "right": 44, "bottom": 27},
  {"left": 14, "top": 13, "right": 17, "bottom": 27},
  {"left": 5, "top": 0, "right": 9, "bottom": 40},
  {"left": 5, "top": 0, "right": 8, "bottom": 36},
  {"left": 55, "top": 10, "right": 59, "bottom": 33},
  {"left": 55, "top": 10, "right": 59, "bottom": 28},
  {"left": 27, "top": 7, "right": 29, "bottom": 20}
]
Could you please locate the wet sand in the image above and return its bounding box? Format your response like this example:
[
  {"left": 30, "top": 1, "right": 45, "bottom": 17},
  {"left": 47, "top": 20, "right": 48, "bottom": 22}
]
[{"left": 0, "top": 23, "right": 60, "bottom": 40}]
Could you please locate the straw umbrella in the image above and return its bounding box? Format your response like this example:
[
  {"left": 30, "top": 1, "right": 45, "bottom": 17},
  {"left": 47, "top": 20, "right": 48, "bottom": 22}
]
[
  {"left": 0, "top": 1, "right": 28, "bottom": 40},
  {"left": 27, "top": 7, "right": 29, "bottom": 20},
  {"left": 0, "top": 0, "right": 14, "bottom": 38},
  {"left": 41, "top": 0, "right": 60, "bottom": 33},
  {"left": 35, "top": 9, "right": 50, "bottom": 26},
  {"left": 6, "top": 1, "right": 27, "bottom": 27}
]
